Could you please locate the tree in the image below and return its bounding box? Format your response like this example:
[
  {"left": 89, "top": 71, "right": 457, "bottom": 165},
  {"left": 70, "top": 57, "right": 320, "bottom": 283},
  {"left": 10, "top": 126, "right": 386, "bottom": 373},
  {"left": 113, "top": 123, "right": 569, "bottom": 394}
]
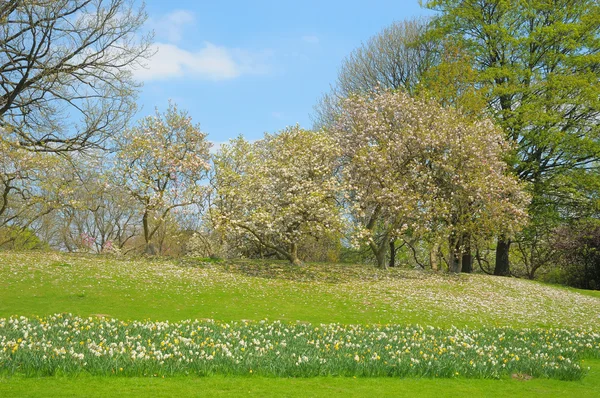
[
  {"left": 211, "top": 126, "right": 344, "bottom": 266},
  {"left": 115, "top": 103, "right": 211, "bottom": 255},
  {"left": 423, "top": 0, "right": 600, "bottom": 275},
  {"left": 314, "top": 18, "right": 440, "bottom": 267},
  {"left": 554, "top": 220, "right": 600, "bottom": 290},
  {"left": 313, "top": 18, "right": 438, "bottom": 129},
  {"left": 0, "top": 0, "right": 152, "bottom": 152},
  {"left": 48, "top": 155, "right": 141, "bottom": 253},
  {"left": 415, "top": 42, "right": 492, "bottom": 272},
  {"left": 0, "top": 138, "right": 64, "bottom": 244},
  {"left": 416, "top": 41, "right": 487, "bottom": 118},
  {"left": 328, "top": 89, "right": 528, "bottom": 270}
]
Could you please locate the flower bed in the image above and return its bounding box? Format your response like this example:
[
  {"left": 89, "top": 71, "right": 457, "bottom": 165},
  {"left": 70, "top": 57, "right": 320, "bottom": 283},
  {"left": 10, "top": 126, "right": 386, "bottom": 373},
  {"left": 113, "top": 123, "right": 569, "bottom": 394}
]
[{"left": 1, "top": 314, "right": 599, "bottom": 380}]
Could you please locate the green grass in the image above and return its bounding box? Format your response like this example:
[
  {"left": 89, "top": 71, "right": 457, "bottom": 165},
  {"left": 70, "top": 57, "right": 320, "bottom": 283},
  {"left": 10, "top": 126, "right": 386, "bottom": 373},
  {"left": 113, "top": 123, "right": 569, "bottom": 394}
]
[
  {"left": 1, "top": 252, "right": 598, "bottom": 328},
  {"left": 2, "top": 360, "right": 600, "bottom": 398},
  {"left": 0, "top": 251, "right": 599, "bottom": 396}
]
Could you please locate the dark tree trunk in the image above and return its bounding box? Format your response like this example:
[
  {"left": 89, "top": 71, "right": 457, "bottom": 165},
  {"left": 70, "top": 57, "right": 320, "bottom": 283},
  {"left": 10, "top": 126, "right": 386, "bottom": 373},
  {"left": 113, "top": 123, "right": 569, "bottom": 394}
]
[
  {"left": 494, "top": 236, "right": 511, "bottom": 276},
  {"left": 389, "top": 239, "right": 396, "bottom": 267},
  {"left": 461, "top": 234, "right": 472, "bottom": 273},
  {"left": 142, "top": 211, "right": 156, "bottom": 255},
  {"left": 369, "top": 239, "right": 388, "bottom": 268}
]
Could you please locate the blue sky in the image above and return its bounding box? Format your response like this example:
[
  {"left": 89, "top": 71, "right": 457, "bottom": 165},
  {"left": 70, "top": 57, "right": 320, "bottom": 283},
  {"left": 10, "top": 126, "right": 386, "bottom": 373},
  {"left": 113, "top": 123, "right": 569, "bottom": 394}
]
[{"left": 134, "top": 1, "right": 433, "bottom": 147}]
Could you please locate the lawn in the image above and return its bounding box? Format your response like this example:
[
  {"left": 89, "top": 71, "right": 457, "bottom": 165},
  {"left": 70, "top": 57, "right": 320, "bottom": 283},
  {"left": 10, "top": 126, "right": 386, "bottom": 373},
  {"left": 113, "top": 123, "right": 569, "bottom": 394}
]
[
  {"left": 0, "top": 251, "right": 599, "bottom": 397},
  {"left": 2, "top": 363, "right": 600, "bottom": 398}
]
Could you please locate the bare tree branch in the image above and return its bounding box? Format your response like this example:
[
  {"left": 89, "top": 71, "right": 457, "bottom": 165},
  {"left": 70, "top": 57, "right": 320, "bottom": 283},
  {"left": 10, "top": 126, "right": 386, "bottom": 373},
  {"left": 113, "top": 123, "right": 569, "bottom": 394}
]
[{"left": 0, "top": 0, "right": 153, "bottom": 152}]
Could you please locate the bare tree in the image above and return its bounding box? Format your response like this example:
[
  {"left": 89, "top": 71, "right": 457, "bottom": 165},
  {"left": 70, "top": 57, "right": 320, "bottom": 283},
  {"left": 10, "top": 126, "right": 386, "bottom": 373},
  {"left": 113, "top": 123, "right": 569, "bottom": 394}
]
[
  {"left": 0, "top": 140, "right": 62, "bottom": 242},
  {"left": 57, "top": 156, "right": 141, "bottom": 253},
  {"left": 313, "top": 18, "right": 438, "bottom": 129},
  {"left": 0, "top": 0, "right": 153, "bottom": 152}
]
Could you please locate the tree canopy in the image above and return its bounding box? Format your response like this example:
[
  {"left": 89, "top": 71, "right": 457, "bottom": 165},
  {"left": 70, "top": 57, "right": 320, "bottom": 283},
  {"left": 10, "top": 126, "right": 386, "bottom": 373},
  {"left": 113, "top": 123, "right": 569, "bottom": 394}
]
[{"left": 423, "top": 0, "right": 600, "bottom": 275}]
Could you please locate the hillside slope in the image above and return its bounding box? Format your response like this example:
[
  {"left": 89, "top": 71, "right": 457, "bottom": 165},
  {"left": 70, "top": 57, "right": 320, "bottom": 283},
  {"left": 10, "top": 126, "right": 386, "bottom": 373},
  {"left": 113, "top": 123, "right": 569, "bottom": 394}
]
[{"left": 1, "top": 252, "right": 598, "bottom": 329}]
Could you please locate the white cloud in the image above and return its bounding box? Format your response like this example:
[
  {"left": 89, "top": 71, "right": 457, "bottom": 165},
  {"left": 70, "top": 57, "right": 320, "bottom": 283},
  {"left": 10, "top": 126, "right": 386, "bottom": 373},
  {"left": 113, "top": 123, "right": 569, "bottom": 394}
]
[
  {"left": 301, "top": 35, "right": 320, "bottom": 44},
  {"left": 136, "top": 9, "right": 273, "bottom": 82},
  {"left": 133, "top": 42, "right": 271, "bottom": 81},
  {"left": 148, "top": 10, "right": 195, "bottom": 43}
]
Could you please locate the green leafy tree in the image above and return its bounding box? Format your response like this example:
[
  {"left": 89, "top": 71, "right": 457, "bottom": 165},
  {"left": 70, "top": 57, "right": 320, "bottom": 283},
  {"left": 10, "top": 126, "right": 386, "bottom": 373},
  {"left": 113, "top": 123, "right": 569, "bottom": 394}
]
[{"left": 423, "top": 0, "right": 600, "bottom": 275}]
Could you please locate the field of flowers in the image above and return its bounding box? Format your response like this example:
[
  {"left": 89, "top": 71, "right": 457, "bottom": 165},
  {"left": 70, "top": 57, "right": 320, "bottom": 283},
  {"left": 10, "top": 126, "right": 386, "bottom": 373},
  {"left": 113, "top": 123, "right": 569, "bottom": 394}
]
[{"left": 1, "top": 314, "right": 599, "bottom": 380}]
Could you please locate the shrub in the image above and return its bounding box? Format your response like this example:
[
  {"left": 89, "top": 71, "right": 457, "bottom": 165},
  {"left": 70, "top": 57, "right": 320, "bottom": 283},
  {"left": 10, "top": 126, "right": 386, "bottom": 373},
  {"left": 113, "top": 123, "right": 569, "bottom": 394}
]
[
  {"left": 0, "top": 227, "right": 49, "bottom": 251},
  {"left": 553, "top": 221, "right": 600, "bottom": 290}
]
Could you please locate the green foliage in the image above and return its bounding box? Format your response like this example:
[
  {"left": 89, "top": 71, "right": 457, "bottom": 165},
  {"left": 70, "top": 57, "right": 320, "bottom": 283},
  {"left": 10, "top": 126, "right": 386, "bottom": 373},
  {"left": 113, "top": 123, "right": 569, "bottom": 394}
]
[
  {"left": 553, "top": 220, "right": 600, "bottom": 290},
  {"left": 297, "top": 232, "right": 343, "bottom": 263},
  {"left": 538, "top": 266, "right": 568, "bottom": 286},
  {"left": 416, "top": 40, "right": 487, "bottom": 116},
  {"left": 423, "top": 0, "right": 600, "bottom": 274},
  {"left": 185, "top": 256, "right": 223, "bottom": 265},
  {"left": 339, "top": 246, "right": 373, "bottom": 264},
  {"left": 0, "top": 227, "right": 48, "bottom": 251},
  {"left": 424, "top": 0, "right": 600, "bottom": 187}
]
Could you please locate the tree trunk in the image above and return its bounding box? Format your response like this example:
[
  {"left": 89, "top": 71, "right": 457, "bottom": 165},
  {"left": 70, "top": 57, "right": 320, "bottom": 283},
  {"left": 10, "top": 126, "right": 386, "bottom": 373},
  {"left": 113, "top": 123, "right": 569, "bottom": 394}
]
[
  {"left": 364, "top": 206, "right": 387, "bottom": 268},
  {"left": 375, "top": 247, "right": 386, "bottom": 268},
  {"left": 369, "top": 240, "right": 388, "bottom": 268},
  {"left": 461, "top": 234, "right": 472, "bottom": 273},
  {"left": 388, "top": 239, "right": 396, "bottom": 267},
  {"left": 288, "top": 242, "right": 302, "bottom": 266},
  {"left": 494, "top": 236, "right": 511, "bottom": 276},
  {"left": 142, "top": 211, "right": 156, "bottom": 255},
  {"left": 430, "top": 241, "right": 439, "bottom": 271},
  {"left": 449, "top": 233, "right": 462, "bottom": 273},
  {"left": 429, "top": 250, "right": 439, "bottom": 271},
  {"left": 145, "top": 242, "right": 157, "bottom": 255}
]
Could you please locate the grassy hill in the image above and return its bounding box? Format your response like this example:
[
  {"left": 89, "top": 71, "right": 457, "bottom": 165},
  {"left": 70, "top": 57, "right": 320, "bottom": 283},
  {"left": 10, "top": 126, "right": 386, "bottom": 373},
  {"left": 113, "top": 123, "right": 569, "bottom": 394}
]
[{"left": 0, "top": 251, "right": 599, "bottom": 397}]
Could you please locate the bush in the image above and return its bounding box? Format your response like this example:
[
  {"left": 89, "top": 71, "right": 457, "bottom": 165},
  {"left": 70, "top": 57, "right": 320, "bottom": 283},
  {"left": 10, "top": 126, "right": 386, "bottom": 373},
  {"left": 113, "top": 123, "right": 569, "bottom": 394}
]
[
  {"left": 553, "top": 221, "right": 600, "bottom": 290},
  {"left": 0, "top": 227, "right": 49, "bottom": 251}
]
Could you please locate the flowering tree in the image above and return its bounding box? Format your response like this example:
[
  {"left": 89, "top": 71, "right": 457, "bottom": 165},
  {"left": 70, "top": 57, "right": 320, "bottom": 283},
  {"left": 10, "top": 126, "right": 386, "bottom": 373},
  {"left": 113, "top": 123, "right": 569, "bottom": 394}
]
[
  {"left": 329, "top": 90, "right": 529, "bottom": 271},
  {"left": 211, "top": 126, "right": 344, "bottom": 265},
  {"left": 115, "top": 103, "right": 211, "bottom": 254}
]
